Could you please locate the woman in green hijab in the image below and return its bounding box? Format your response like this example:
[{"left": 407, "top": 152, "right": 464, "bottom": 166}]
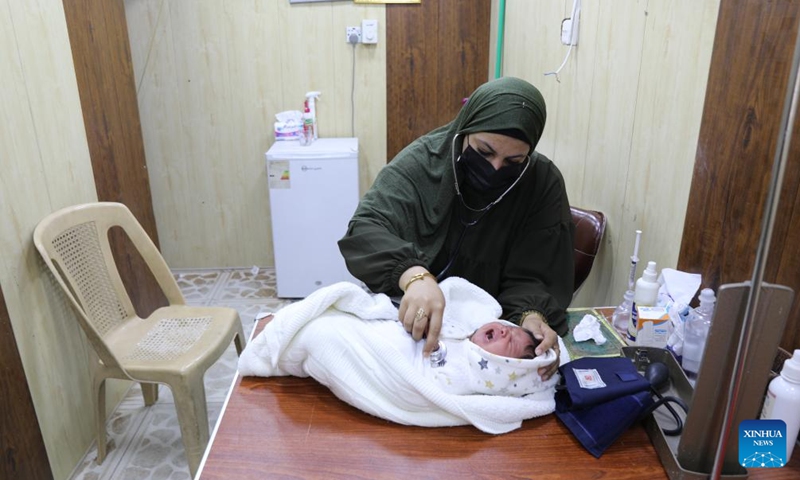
[{"left": 338, "top": 77, "right": 574, "bottom": 380}]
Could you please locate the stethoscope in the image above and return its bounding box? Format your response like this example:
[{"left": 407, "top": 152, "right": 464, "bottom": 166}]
[
  {"left": 392, "top": 135, "right": 533, "bottom": 363},
  {"left": 435, "top": 134, "right": 531, "bottom": 281}
]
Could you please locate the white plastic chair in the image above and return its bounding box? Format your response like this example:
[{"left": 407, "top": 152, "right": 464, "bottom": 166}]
[{"left": 33, "top": 202, "right": 245, "bottom": 477}]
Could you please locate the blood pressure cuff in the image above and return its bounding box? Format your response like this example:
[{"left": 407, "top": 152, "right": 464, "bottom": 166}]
[
  {"left": 555, "top": 356, "right": 651, "bottom": 409},
  {"left": 554, "top": 357, "right": 654, "bottom": 458}
]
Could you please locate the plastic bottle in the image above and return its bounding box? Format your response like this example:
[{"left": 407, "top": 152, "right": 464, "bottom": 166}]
[
  {"left": 681, "top": 288, "right": 716, "bottom": 378},
  {"left": 305, "top": 91, "right": 321, "bottom": 140},
  {"left": 612, "top": 289, "right": 635, "bottom": 338},
  {"left": 760, "top": 349, "right": 800, "bottom": 460},
  {"left": 627, "top": 261, "right": 659, "bottom": 342},
  {"left": 300, "top": 104, "right": 314, "bottom": 146}
]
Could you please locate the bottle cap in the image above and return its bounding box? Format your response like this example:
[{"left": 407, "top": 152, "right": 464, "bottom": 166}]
[
  {"left": 781, "top": 349, "right": 800, "bottom": 383},
  {"left": 698, "top": 288, "right": 716, "bottom": 306},
  {"left": 623, "top": 289, "right": 635, "bottom": 301},
  {"left": 642, "top": 261, "right": 658, "bottom": 282}
]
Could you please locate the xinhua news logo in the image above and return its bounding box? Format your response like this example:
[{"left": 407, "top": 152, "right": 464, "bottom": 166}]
[{"left": 739, "top": 419, "right": 787, "bottom": 468}]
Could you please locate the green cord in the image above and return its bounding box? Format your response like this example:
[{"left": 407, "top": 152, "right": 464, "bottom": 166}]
[{"left": 495, "top": 0, "right": 506, "bottom": 79}]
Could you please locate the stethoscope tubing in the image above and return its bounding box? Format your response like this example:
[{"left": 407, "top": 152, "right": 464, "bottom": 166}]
[{"left": 437, "top": 133, "right": 530, "bottom": 280}]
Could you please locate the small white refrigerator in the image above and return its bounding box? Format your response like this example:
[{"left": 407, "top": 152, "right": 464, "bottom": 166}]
[{"left": 266, "top": 137, "right": 360, "bottom": 298}]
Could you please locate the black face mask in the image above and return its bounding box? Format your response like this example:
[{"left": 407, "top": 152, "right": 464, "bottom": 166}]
[{"left": 457, "top": 145, "right": 527, "bottom": 193}]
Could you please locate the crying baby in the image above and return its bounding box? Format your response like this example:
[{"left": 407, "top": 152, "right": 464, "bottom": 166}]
[
  {"left": 423, "top": 320, "right": 556, "bottom": 397},
  {"left": 468, "top": 321, "right": 541, "bottom": 360}
]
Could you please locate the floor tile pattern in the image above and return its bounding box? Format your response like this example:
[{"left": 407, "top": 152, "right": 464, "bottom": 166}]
[{"left": 68, "top": 268, "right": 291, "bottom": 480}]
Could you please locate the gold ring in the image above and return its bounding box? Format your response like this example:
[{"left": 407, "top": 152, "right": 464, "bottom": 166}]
[{"left": 414, "top": 307, "right": 425, "bottom": 322}]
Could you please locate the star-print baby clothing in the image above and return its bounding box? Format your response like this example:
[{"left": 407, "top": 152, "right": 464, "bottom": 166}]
[
  {"left": 426, "top": 331, "right": 558, "bottom": 396},
  {"left": 419, "top": 279, "right": 560, "bottom": 397}
]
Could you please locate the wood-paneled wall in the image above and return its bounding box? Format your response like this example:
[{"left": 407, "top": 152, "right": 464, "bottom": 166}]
[
  {"left": 63, "top": 0, "right": 166, "bottom": 317},
  {"left": 499, "top": 0, "right": 720, "bottom": 310},
  {"left": 125, "top": 0, "right": 387, "bottom": 268},
  {"left": 386, "top": 0, "right": 491, "bottom": 160},
  {"left": 128, "top": 0, "right": 722, "bottom": 311},
  {"left": 0, "top": 290, "right": 52, "bottom": 480},
  {"left": 7, "top": 2, "right": 798, "bottom": 478},
  {"left": 1, "top": 1, "right": 115, "bottom": 477},
  {"left": 678, "top": 0, "right": 800, "bottom": 352}
]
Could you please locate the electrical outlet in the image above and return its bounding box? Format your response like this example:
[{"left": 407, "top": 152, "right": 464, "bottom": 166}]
[
  {"left": 560, "top": 19, "right": 572, "bottom": 45},
  {"left": 346, "top": 26, "right": 361, "bottom": 44},
  {"left": 560, "top": 9, "right": 580, "bottom": 45}
]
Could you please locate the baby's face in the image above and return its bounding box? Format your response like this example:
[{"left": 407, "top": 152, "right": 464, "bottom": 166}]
[{"left": 469, "top": 321, "right": 537, "bottom": 359}]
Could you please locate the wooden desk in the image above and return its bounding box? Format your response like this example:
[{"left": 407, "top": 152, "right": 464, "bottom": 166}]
[{"left": 197, "top": 309, "right": 799, "bottom": 479}]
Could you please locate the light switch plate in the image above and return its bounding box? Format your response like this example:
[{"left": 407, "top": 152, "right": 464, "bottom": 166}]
[{"left": 361, "top": 19, "right": 378, "bottom": 44}]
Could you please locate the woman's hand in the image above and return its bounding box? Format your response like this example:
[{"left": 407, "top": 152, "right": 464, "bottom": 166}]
[
  {"left": 398, "top": 267, "right": 445, "bottom": 354},
  {"left": 521, "top": 312, "right": 560, "bottom": 380}
]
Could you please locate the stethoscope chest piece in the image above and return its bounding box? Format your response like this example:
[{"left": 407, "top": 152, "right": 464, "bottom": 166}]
[{"left": 429, "top": 341, "right": 447, "bottom": 368}]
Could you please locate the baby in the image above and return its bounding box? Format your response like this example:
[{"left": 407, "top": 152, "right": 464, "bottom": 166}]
[
  {"left": 237, "top": 277, "right": 562, "bottom": 432},
  {"left": 469, "top": 321, "right": 541, "bottom": 359},
  {"left": 422, "top": 319, "right": 554, "bottom": 397}
]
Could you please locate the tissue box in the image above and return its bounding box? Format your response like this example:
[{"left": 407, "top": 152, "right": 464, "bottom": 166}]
[
  {"left": 635, "top": 306, "right": 670, "bottom": 348},
  {"left": 274, "top": 121, "right": 302, "bottom": 141},
  {"left": 274, "top": 110, "right": 303, "bottom": 141}
]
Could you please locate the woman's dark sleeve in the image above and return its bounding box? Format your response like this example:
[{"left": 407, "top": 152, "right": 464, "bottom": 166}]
[
  {"left": 338, "top": 219, "right": 429, "bottom": 296},
  {"left": 497, "top": 164, "right": 575, "bottom": 336},
  {"left": 337, "top": 167, "right": 431, "bottom": 296}
]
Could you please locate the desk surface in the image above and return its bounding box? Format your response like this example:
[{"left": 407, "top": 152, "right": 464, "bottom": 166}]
[{"left": 197, "top": 309, "right": 799, "bottom": 479}]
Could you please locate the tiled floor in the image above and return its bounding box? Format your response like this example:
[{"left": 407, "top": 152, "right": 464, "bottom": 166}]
[{"left": 68, "top": 267, "right": 293, "bottom": 480}]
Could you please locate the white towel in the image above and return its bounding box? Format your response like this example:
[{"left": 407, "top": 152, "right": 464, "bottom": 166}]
[{"left": 237, "top": 277, "right": 569, "bottom": 434}]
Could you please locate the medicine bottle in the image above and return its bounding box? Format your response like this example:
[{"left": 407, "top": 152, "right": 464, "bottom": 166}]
[
  {"left": 627, "top": 261, "right": 659, "bottom": 342},
  {"left": 761, "top": 349, "right": 800, "bottom": 461},
  {"left": 682, "top": 288, "right": 715, "bottom": 378}
]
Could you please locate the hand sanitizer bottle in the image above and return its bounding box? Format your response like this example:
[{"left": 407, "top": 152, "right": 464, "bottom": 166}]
[
  {"left": 760, "top": 349, "right": 800, "bottom": 460},
  {"left": 682, "top": 288, "right": 716, "bottom": 378},
  {"left": 300, "top": 103, "right": 314, "bottom": 146},
  {"left": 305, "top": 91, "right": 321, "bottom": 140}
]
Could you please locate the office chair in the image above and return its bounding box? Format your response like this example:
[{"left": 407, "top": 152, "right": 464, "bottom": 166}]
[{"left": 571, "top": 206, "right": 607, "bottom": 293}]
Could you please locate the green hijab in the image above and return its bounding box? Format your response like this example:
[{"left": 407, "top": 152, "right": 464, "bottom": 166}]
[
  {"left": 420, "top": 76, "right": 547, "bottom": 160},
  {"left": 354, "top": 77, "right": 548, "bottom": 262}
]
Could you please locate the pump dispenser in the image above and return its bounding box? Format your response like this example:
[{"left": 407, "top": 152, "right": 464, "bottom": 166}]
[
  {"left": 761, "top": 349, "right": 800, "bottom": 459},
  {"left": 627, "top": 261, "right": 659, "bottom": 342},
  {"left": 305, "top": 91, "right": 321, "bottom": 139},
  {"left": 682, "top": 288, "right": 716, "bottom": 378}
]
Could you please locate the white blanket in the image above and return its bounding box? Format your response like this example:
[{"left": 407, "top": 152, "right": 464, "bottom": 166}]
[{"left": 238, "top": 277, "right": 569, "bottom": 434}]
